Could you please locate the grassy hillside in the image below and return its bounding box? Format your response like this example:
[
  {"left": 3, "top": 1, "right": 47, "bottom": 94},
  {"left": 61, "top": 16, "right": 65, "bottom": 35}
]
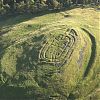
[{"left": 0, "top": 7, "right": 100, "bottom": 100}]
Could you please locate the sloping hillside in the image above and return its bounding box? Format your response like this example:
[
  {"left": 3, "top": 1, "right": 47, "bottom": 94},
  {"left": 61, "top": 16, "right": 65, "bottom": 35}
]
[{"left": 0, "top": 8, "right": 100, "bottom": 100}]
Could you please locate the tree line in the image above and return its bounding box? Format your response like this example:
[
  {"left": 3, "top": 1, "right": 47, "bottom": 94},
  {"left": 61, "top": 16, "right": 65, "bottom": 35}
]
[{"left": 0, "top": 0, "right": 99, "bottom": 15}]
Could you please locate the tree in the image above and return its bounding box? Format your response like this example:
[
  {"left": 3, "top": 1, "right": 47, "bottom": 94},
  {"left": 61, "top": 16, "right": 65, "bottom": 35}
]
[
  {"left": 0, "top": 0, "right": 3, "bottom": 9},
  {"left": 46, "top": 0, "right": 59, "bottom": 9}
]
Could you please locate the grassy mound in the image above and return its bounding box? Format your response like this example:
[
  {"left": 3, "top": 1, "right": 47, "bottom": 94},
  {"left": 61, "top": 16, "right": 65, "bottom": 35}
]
[{"left": 0, "top": 8, "right": 99, "bottom": 100}]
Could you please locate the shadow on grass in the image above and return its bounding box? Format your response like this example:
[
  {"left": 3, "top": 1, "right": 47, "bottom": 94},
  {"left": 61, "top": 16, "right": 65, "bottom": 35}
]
[
  {"left": 81, "top": 28, "right": 96, "bottom": 78},
  {"left": 0, "top": 5, "right": 97, "bottom": 29},
  {"left": 0, "top": 6, "right": 78, "bottom": 28},
  {"left": 0, "top": 86, "right": 27, "bottom": 100},
  {"left": 0, "top": 9, "right": 60, "bottom": 27},
  {"left": 0, "top": 29, "right": 11, "bottom": 36},
  {"left": 0, "top": 85, "right": 47, "bottom": 100},
  {"left": 16, "top": 34, "right": 46, "bottom": 71}
]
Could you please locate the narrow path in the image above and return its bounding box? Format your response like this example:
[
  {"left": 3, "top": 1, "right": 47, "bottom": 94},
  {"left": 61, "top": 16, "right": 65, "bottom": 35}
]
[
  {"left": 81, "top": 28, "right": 96, "bottom": 78},
  {"left": 77, "top": 36, "right": 87, "bottom": 67}
]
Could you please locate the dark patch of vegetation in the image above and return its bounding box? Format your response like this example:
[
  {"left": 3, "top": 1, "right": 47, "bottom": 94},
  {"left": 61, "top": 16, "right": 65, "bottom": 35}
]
[
  {"left": 0, "top": 0, "right": 99, "bottom": 16},
  {"left": 0, "top": 29, "right": 10, "bottom": 36}
]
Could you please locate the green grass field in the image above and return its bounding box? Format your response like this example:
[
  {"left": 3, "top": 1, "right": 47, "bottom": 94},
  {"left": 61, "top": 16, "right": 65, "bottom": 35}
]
[{"left": 0, "top": 7, "right": 100, "bottom": 100}]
